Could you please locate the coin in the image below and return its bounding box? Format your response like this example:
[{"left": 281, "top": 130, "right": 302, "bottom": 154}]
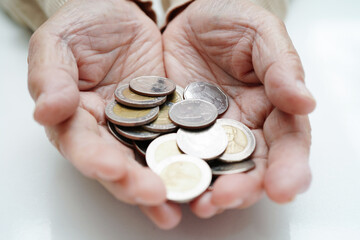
[
  {"left": 106, "top": 121, "right": 134, "bottom": 148},
  {"left": 169, "top": 99, "right": 218, "bottom": 129},
  {"left": 184, "top": 82, "right": 229, "bottom": 115},
  {"left": 176, "top": 123, "right": 228, "bottom": 160},
  {"left": 145, "top": 133, "right": 183, "bottom": 171},
  {"left": 143, "top": 86, "right": 184, "bottom": 132},
  {"left": 134, "top": 140, "right": 152, "bottom": 157},
  {"left": 168, "top": 86, "right": 184, "bottom": 104},
  {"left": 105, "top": 100, "right": 159, "bottom": 126},
  {"left": 114, "top": 84, "right": 166, "bottom": 108},
  {"left": 115, "top": 125, "right": 160, "bottom": 141},
  {"left": 129, "top": 76, "right": 176, "bottom": 97},
  {"left": 142, "top": 102, "right": 178, "bottom": 133},
  {"left": 153, "top": 154, "right": 212, "bottom": 203},
  {"left": 208, "top": 159, "right": 256, "bottom": 175},
  {"left": 217, "top": 119, "right": 256, "bottom": 162}
]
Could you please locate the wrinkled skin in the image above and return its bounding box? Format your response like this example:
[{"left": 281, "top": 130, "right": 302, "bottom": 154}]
[
  {"left": 28, "top": 0, "right": 315, "bottom": 230},
  {"left": 158, "top": 0, "right": 316, "bottom": 224}
]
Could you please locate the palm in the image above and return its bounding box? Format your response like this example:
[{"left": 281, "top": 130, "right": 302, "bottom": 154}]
[
  {"left": 162, "top": 0, "right": 313, "bottom": 215},
  {"left": 29, "top": 0, "right": 314, "bottom": 228},
  {"left": 163, "top": 1, "right": 271, "bottom": 141},
  {"left": 31, "top": 0, "right": 167, "bottom": 205}
]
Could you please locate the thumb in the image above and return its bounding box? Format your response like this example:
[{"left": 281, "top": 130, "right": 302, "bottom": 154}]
[
  {"left": 252, "top": 14, "right": 316, "bottom": 115},
  {"left": 28, "top": 29, "right": 79, "bottom": 126}
]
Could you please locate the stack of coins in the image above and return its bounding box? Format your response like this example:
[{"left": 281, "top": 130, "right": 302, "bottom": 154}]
[{"left": 105, "top": 77, "right": 257, "bottom": 203}]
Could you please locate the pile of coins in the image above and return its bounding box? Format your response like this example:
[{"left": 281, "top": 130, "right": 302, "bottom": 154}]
[{"left": 105, "top": 76, "right": 256, "bottom": 203}]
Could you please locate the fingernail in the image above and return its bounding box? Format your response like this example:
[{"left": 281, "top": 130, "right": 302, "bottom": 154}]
[
  {"left": 295, "top": 81, "right": 315, "bottom": 101},
  {"left": 224, "top": 199, "right": 244, "bottom": 209}
]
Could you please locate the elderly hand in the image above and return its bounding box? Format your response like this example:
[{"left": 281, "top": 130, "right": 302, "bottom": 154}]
[
  {"left": 27, "top": 0, "right": 183, "bottom": 229},
  {"left": 159, "top": 0, "right": 316, "bottom": 221}
]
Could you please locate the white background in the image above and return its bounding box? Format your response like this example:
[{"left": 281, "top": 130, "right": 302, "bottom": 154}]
[{"left": 1, "top": 0, "right": 360, "bottom": 239}]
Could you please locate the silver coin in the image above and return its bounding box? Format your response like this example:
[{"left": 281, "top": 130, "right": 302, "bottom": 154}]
[
  {"left": 208, "top": 159, "right": 256, "bottom": 175},
  {"left": 105, "top": 100, "right": 159, "bottom": 126},
  {"left": 169, "top": 99, "right": 218, "bottom": 129},
  {"left": 115, "top": 125, "right": 160, "bottom": 141},
  {"left": 114, "top": 84, "right": 166, "bottom": 108},
  {"left": 129, "top": 76, "right": 176, "bottom": 97},
  {"left": 217, "top": 119, "right": 256, "bottom": 162},
  {"left": 176, "top": 123, "right": 228, "bottom": 160},
  {"left": 133, "top": 140, "right": 152, "bottom": 157},
  {"left": 184, "top": 82, "right": 229, "bottom": 115},
  {"left": 153, "top": 154, "right": 212, "bottom": 203},
  {"left": 106, "top": 121, "right": 134, "bottom": 148},
  {"left": 145, "top": 133, "right": 183, "bottom": 171}
]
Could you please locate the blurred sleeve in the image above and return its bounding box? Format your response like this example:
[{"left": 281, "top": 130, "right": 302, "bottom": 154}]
[
  {"left": 0, "top": 0, "right": 157, "bottom": 31},
  {"left": 162, "top": 0, "right": 288, "bottom": 28}
]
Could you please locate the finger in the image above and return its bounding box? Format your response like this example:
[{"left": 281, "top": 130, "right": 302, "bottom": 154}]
[
  {"left": 190, "top": 191, "right": 221, "bottom": 219},
  {"left": 263, "top": 108, "right": 312, "bottom": 203},
  {"left": 190, "top": 130, "right": 267, "bottom": 216},
  {"left": 28, "top": 29, "right": 79, "bottom": 126},
  {"left": 99, "top": 167, "right": 167, "bottom": 206},
  {"left": 46, "top": 107, "right": 128, "bottom": 181},
  {"left": 47, "top": 107, "right": 167, "bottom": 205},
  {"left": 210, "top": 158, "right": 266, "bottom": 209},
  {"left": 140, "top": 202, "right": 182, "bottom": 230},
  {"left": 252, "top": 12, "right": 316, "bottom": 115}
]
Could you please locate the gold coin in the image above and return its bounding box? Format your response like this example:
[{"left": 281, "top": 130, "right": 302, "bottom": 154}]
[
  {"left": 168, "top": 86, "right": 184, "bottom": 104},
  {"left": 143, "top": 86, "right": 183, "bottom": 133},
  {"left": 113, "top": 104, "right": 151, "bottom": 118},
  {"left": 115, "top": 84, "right": 166, "bottom": 108},
  {"left": 123, "top": 87, "right": 154, "bottom": 101},
  {"left": 105, "top": 100, "right": 159, "bottom": 126},
  {"left": 217, "top": 119, "right": 256, "bottom": 162},
  {"left": 222, "top": 125, "right": 248, "bottom": 154},
  {"left": 129, "top": 76, "right": 176, "bottom": 97}
]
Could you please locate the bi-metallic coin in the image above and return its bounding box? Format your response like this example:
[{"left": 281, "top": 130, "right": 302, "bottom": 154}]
[
  {"left": 184, "top": 82, "right": 229, "bottom": 115},
  {"left": 115, "top": 125, "right": 160, "bottom": 141},
  {"left": 133, "top": 140, "right": 152, "bottom": 157},
  {"left": 143, "top": 86, "right": 184, "bottom": 133},
  {"left": 208, "top": 159, "right": 256, "bottom": 175},
  {"left": 176, "top": 123, "right": 228, "bottom": 160},
  {"left": 169, "top": 99, "right": 218, "bottom": 129},
  {"left": 129, "top": 76, "right": 176, "bottom": 97},
  {"left": 217, "top": 119, "right": 256, "bottom": 162},
  {"left": 145, "top": 133, "right": 183, "bottom": 171},
  {"left": 105, "top": 100, "right": 159, "bottom": 127},
  {"left": 153, "top": 154, "right": 212, "bottom": 203},
  {"left": 114, "top": 84, "right": 166, "bottom": 108},
  {"left": 106, "top": 121, "right": 134, "bottom": 148}
]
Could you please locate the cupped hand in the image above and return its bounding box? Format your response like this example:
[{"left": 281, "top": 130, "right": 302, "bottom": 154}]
[
  {"left": 161, "top": 0, "right": 316, "bottom": 220},
  {"left": 28, "top": 0, "right": 181, "bottom": 229}
]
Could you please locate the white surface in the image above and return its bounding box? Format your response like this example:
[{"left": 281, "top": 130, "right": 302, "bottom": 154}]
[{"left": 1, "top": 0, "right": 360, "bottom": 239}]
